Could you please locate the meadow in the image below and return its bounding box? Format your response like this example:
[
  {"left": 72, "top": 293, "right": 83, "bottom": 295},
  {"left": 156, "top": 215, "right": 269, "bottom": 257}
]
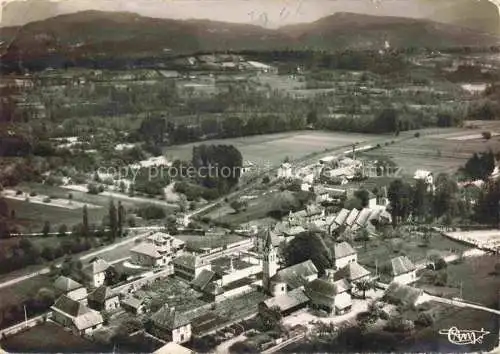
[{"left": 163, "top": 131, "right": 376, "bottom": 166}]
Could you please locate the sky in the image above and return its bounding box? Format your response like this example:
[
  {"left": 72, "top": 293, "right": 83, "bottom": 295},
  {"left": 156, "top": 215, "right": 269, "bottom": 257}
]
[{"left": 1, "top": 0, "right": 500, "bottom": 28}]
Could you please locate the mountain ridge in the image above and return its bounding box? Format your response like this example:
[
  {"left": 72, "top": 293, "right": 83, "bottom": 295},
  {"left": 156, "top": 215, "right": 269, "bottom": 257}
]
[{"left": 1, "top": 10, "right": 499, "bottom": 70}]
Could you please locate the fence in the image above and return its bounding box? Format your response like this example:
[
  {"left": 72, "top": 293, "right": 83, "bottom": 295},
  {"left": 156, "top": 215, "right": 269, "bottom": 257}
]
[{"left": 0, "top": 312, "right": 52, "bottom": 338}]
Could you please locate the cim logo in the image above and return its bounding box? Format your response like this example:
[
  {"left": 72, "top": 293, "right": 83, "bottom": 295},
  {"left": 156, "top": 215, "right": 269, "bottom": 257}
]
[{"left": 439, "top": 327, "right": 490, "bottom": 345}]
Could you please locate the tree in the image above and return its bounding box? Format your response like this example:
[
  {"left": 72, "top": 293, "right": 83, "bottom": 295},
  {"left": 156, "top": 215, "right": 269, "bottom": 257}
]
[
  {"left": 68, "top": 193, "right": 73, "bottom": 205},
  {"left": 463, "top": 151, "right": 495, "bottom": 181},
  {"left": 412, "top": 179, "right": 430, "bottom": 223},
  {"left": 355, "top": 228, "right": 371, "bottom": 250},
  {"left": 259, "top": 306, "right": 283, "bottom": 332},
  {"left": 284, "top": 232, "right": 332, "bottom": 275},
  {"left": 58, "top": 224, "right": 68, "bottom": 237},
  {"left": 136, "top": 205, "right": 166, "bottom": 220},
  {"left": 482, "top": 131, "right": 492, "bottom": 140},
  {"left": 354, "top": 189, "right": 370, "bottom": 208},
  {"left": 82, "top": 205, "right": 89, "bottom": 238},
  {"left": 388, "top": 179, "right": 413, "bottom": 226},
  {"left": 118, "top": 201, "right": 125, "bottom": 237},
  {"left": 433, "top": 174, "right": 459, "bottom": 221},
  {"left": 355, "top": 278, "right": 376, "bottom": 299},
  {"left": 42, "top": 221, "right": 51, "bottom": 237},
  {"left": 109, "top": 200, "right": 118, "bottom": 241},
  {"left": 230, "top": 199, "right": 248, "bottom": 213}
]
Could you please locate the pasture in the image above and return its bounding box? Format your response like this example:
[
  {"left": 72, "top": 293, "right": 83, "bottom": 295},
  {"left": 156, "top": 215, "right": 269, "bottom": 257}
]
[
  {"left": 361, "top": 127, "right": 500, "bottom": 177},
  {"left": 163, "top": 131, "right": 376, "bottom": 166},
  {"left": 175, "top": 233, "right": 247, "bottom": 251}
]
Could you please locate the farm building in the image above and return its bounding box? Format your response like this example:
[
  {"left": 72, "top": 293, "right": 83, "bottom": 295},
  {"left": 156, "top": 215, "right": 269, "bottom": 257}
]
[
  {"left": 51, "top": 295, "right": 104, "bottom": 336},
  {"left": 332, "top": 242, "right": 357, "bottom": 269},
  {"left": 390, "top": 256, "right": 417, "bottom": 285},
  {"left": 121, "top": 295, "right": 146, "bottom": 315},
  {"left": 87, "top": 286, "right": 120, "bottom": 312},
  {"left": 151, "top": 306, "right": 209, "bottom": 343},
  {"left": 277, "top": 162, "right": 293, "bottom": 179},
  {"left": 130, "top": 232, "right": 180, "bottom": 268},
  {"left": 304, "top": 276, "right": 352, "bottom": 316},
  {"left": 54, "top": 276, "right": 88, "bottom": 304},
  {"left": 259, "top": 288, "right": 310, "bottom": 317}
]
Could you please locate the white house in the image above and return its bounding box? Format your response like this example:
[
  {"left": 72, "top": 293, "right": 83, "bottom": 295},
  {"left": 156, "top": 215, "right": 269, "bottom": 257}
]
[
  {"left": 332, "top": 242, "right": 357, "bottom": 269},
  {"left": 51, "top": 295, "right": 103, "bottom": 336},
  {"left": 151, "top": 306, "right": 208, "bottom": 343},
  {"left": 130, "top": 232, "right": 176, "bottom": 268},
  {"left": 54, "top": 276, "right": 88, "bottom": 304},
  {"left": 277, "top": 163, "right": 293, "bottom": 179},
  {"left": 414, "top": 170, "right": 435, "bottom": 193},
  {"left": 390, "top": 256, "right": 417, "bottom": 285},
  {"left": 87, "top": 286, "right": 120, "bottom": 312},
  {"left": 173, "top": 254, "right": 212, "bottom": 281},
  {"left": 83, "top": 258, "right": 110, "bottom": 288}
]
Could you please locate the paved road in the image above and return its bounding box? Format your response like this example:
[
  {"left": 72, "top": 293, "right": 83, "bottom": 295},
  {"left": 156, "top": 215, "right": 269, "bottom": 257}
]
[
  {"left": 0, "top": 233, "right": 146, "bottom": 290},
  {"left": 427, "top": 295, "right": 500, "bottom": 316}
]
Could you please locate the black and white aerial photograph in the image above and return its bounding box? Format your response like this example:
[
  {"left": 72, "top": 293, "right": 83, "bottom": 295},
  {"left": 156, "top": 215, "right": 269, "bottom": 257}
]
[{"left": 1, "top": 0, "right": 500, "bottom": 353}]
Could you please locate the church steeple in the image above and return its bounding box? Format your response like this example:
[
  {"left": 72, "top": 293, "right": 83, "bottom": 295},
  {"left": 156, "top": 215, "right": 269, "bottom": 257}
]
[{"left": 262, "top": 228, "right": 278, "bottom": 293}]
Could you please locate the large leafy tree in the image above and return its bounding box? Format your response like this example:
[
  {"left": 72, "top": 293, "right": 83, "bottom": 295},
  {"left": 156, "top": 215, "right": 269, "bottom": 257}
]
[{"left": 387, "top": 179, "right": 413, "bottom": 226}]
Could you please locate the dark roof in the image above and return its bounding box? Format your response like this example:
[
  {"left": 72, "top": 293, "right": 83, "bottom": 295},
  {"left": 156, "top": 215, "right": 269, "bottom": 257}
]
[
  {"left": 88, "top": 286, "right": 117, "bottom": 303},
  {"left": 391, "top": 256, "right": 416, "bottom": 276},
  {"left": 335, "top": 263, "right": 371, "bottom": 282},
  {"left": 190, "top": 269, "right": 217, "bottom": 291},
  {"left": 54, "top": 276, "right": 83, "bottom": 292},
  {"left": 275, "top": 260, "right": 318, "bottom": 289},
  {"left": 191, "top": 312, "right": 227, "bottom": 335},
  {"left": 262, "top": 288, "right": 309, "bottom": 312},
  {"left": 305, "top": 278, "right": 350, "bottom": 307},
  {"left": 130, "top": 242, "right": 162, "bottom": 258},
  {"left": 52, "top": 295, "right": 90, "bottom": 317},
  {"left": 333, "top": 242, "right": 356, "bottom": 259},
  {"left": 152, "top": 305, "right": 209, "bottom": 330},
  {"left": 263, "top": 230, "right": 274, "bottom": 252}
]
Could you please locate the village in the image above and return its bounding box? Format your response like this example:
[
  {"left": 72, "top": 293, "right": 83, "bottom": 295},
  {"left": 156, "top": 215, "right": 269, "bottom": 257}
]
[{"left": 2, "top": 137, "right": 500, "bottom": 354}]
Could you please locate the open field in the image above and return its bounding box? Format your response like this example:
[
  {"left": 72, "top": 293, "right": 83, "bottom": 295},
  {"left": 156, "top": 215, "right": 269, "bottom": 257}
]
[
  {"left": 1, "top": 322, "right": 106, "bottom": 353},
  {"left": 6, "top": 198, "right": 106, "bottom": 232},
  {"left": 0, "top": 274, "right": 53, "bottom": 311},
  {"left": 356, "top": 232, "right": 471, "bottom": 272},
  {"left": 163, "top": 131, "right": 377, "bottom": 166},
  {"left": 361, "top": 127, "right": 500, "bottom": 177},
  {"left": 175, "top": 233, "right": 247, "bottom": 251}
]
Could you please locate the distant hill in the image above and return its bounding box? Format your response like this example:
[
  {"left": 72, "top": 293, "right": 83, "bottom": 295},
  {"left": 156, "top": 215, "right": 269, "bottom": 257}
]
[{"left": 0, "top": 11, "right": 499, "bottom": 70}]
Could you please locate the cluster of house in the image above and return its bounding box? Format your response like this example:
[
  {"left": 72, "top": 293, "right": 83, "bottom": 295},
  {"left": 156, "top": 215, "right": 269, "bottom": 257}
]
[
  {"left": 129, "top": 232, "right": 186, "bottom": 268},
  {"left": 264, "top": 188, "right": 392, "bottom": 246},
  {"left": 50, "top": 257, "right": 118, "bottom": 336}
]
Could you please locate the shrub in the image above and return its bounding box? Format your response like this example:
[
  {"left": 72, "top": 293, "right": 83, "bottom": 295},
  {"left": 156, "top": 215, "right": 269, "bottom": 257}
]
[
  {"left": 414, "top": 132, "right": 421, "bottom": 138},
  {"left": 29, "top": 191, "right": 37, "bottom": 197},
  {"left": 415, "top": 312, "right": 434, "bottom": 327}
]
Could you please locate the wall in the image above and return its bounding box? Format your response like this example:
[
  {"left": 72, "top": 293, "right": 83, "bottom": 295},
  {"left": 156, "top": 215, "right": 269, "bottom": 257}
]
[
  {"left": 172, "top": 324, "right": 192, "bottom": 343},
  {"left": 393, "top": 271, "right": 417, "bottom": 285},
  {"left": 221, "top": 265, "right": 261, "bottom": 285},
  {"left": 93, "top": 272, "right": 106, "bottom": 287}
]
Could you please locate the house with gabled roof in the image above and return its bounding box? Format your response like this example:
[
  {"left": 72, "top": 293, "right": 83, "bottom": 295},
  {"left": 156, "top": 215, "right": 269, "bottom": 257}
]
[
  {"left": 305, "top": 275, "right": 352, "bottom": 316},
  {"left": 271, "top": 259, "right": 319, "bottom": 291},
  {"left": 87, "top": 286, "right": 120, "bottom": 312},
  {"left": 150, "top": 305, "right": 209, "bottom": 343},
  {"left": 345, "top": 209, "right": 360, "bottom": 228},
  {"left": 332, "top": 242, "right": 357, "bottom": 269},
  {"left": 391, "top": 256, "right": 417, "bottom": 285},
  {"left": 335, "top": 262, "right": 371, "bottom": 283},
  {"left": 190, "top": 269, "right": 219, "bottom": 292},
  {"left": 83, "top": 258, "right": 110, "bottom": 288},
  {"left": 259, "top": 287, "right": 310, "bottom": 317},
  {"left": 121, "top": 295, "right": 146, "bottom": 315},
  {"left": 173, "top": 253, "right": 211, "bottom": 281},
  {"left": 51, "top": 295, "right": 103, "bottom": 336},
  {"left": 54, "top": 276, "right": 88, "bottom": 304}
]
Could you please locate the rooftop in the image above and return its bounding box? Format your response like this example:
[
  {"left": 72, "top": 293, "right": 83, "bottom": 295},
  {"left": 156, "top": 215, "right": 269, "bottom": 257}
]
[
  {"left": 87, "top": 286, "right": 117, "bottom": 303},
  {"left": 54, "top": 276, "right": 84, "bottom": 293},
  {"left": 391, "top": 256, "right": 416, "bottom": 276},
  {"left": 262, "top": 288, "right": 309, "bottom": 312},
  {"left": 83, "top": 258, "right": 110, "bottom": 275},
  {"left": 273, "top": 260, "right": 318, "bottom": 289},
  {"left": 333, "top": 242, "right": 357, "bottom": 259},
  {"left": 334, "top": 262, "right": 370, "bottom": 281},
  {"left": 130, "top": 242, "right": 162, "bottom": 258},
  {"left": 152, "top": 305, "right": 209, "bottom": 330}
]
